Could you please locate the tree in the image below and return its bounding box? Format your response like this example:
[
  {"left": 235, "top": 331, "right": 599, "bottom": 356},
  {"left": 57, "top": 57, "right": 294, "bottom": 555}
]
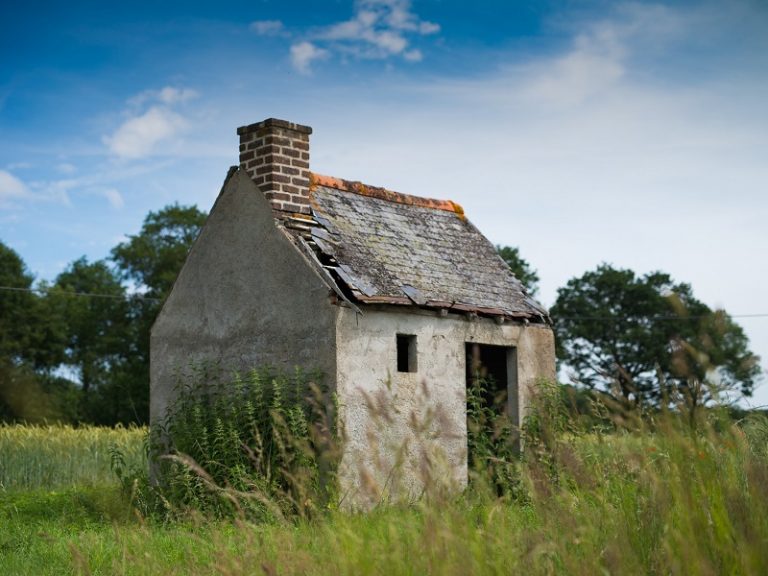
[
  {"left": 0, "top": 241, "right": 37, "bottom": 364},
  {"left": 51, "top": 258, "right": 129, "bottom": 396},
  {"left": 108, "top": 204, "right": 207, "bottom": 423},
  {"left": 111, "top": 203, "right": 208, "bottom": 299},
  {"left": 0, "top": 241, "right": 69, "bottom": 421},
  {"left": 496, "top": 245, "right": 539, "bottom": 295},
  {"left": 550, "top": 264, "right": 760, "bottom": 408},
  {"left": 0, "top": 241, "right": 64, "bottom": 370}
]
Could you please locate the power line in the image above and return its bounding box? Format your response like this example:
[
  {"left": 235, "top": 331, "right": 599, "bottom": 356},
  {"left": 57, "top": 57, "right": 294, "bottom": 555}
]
[
  {"left": 1, "top": 284, "right": 767, "bottom": 320},
  {"left": 554, "top": 313, "right": 768, "bottom": 322},
  {"left": 0, "top": 285, "right": 161, "bottom": 302}
]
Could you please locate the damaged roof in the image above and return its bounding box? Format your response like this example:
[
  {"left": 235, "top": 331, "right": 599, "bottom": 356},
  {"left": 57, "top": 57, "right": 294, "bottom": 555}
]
[{"left": 283, "top": 173, "right": 549, "bottom": 323}]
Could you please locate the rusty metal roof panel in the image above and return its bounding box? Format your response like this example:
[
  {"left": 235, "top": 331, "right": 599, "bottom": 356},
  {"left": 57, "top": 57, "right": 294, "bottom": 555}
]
[{"left": 296, "top": 179, "right": 549, "bottom": 321}]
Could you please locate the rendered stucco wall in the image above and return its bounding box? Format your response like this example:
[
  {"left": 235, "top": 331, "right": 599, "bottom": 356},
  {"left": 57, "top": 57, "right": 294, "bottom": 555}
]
[
  {"left": 150, "top": 169, "right": 337, "bottom": 429},
  {"left": 334, "top": 306, "right": 555, "bottom": 509}
]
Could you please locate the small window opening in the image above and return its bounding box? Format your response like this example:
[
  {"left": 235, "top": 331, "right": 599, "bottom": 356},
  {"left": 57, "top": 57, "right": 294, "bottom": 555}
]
[{"left": 396, "top": 334, "right": 417, "bottom": 373}]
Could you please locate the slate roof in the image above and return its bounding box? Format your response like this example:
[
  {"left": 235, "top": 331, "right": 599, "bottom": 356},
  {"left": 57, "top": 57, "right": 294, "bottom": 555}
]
[{"left": 283, "top": 174, "right": 549, "bottom": 323}]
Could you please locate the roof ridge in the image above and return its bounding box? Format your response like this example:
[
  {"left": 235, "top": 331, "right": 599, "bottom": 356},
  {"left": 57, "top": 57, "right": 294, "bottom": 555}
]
[{"left": 309, "top": 173, "right": 464, "bottom": 218}]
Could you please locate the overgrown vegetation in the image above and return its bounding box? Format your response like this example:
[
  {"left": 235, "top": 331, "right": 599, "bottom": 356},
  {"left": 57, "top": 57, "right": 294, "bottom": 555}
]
[
  {"left": 113, "top": 366, "right": 337, "bottom": 522},
  {"left": 2, "top": 379, "right": 768, "bottom": 574}
]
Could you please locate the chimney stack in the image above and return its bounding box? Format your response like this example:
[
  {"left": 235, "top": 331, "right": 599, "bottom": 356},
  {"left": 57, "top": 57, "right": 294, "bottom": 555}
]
[{"left": 237, "top": 118, "right": 313, "bottom": 216}]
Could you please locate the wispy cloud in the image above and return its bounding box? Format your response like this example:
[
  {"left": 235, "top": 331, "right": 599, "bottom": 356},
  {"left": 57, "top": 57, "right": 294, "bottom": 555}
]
[
  {"left": 290, "top": 41, "right": 330, "bottom": 74},
  {"left": 250, "top": 20, "right": 287, "bottom": 36},
  {"left": 102, "top": 188, "right": 124, "bottom": 209},
  {"left": 56, "top": 163, "right": 77, "bottom": 174},
  {"left": 0, "top": 170, "right": 73, "bottom": 208},
  {"left": 288, "top": 0, "right": 439, "bottom": 73},
  {"left": 104, "top": 107, "right": 187, "bottom": 159},
  {"left": 0, "top": 170, "right": 31, "bottom": 206},
  {"left": 103, "top": 86, "right": 197, "bottom": 159},
  {"left": 128, "top": 86, "right": 198, "bottom": 108}
]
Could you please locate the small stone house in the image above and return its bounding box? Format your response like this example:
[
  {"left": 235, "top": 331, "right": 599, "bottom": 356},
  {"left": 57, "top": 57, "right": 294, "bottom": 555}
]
[{"left": 150, "top": 118, "right": 555, "bottom": 506}]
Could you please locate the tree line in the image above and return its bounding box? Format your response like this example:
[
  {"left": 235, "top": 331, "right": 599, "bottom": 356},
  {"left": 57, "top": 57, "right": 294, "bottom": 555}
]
[
  {"left": 0, "top": 205, "right": 762, "bottom": 425},
  {"left": 0, "top": 204, "right": 206, "bottom": 424}
]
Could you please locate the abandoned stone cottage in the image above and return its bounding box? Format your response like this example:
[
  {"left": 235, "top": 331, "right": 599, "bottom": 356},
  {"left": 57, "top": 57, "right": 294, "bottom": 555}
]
[{"left": 150, "top": 118, "right": 555, "bottom": 505}]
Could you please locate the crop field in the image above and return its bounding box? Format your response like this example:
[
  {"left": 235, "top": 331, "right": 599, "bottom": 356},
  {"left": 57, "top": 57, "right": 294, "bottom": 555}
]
[
  {"left": 1, "top": 411, "right": 768, "bottom": 575},
  {"left": 0, "top": 424, "right": 146, "bottom": 491}
]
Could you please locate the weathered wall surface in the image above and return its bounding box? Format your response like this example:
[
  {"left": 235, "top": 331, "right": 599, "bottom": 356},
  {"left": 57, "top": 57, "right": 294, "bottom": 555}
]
[
  {"left": 516, "top": 323, "right": 557, "bottom": 420},
  {"left": 150, "top": 169, "right": 337, "bottom": 428},
  {"left": 334, "top": 306, "right": 555, "bottom": 509}
]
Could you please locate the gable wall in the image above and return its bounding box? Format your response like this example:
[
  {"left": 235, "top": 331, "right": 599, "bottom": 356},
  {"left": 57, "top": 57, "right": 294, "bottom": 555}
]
[
  {"left": 334, "top": 306, "right": 555, "bottom": 509},
  {"left": 150, "top": 170, "right": 337, "bottom": 428}
]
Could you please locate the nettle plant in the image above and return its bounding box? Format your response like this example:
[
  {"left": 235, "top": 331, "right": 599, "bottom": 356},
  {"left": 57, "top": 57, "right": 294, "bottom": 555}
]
[{"left": 148, "top": 365, "right": 338, "bottom": 522}]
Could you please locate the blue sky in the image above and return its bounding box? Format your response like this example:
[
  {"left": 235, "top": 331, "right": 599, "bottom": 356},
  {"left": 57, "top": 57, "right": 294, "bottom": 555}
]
[{"left": 1, "top": 0, "right": 767, "bottom": 405}]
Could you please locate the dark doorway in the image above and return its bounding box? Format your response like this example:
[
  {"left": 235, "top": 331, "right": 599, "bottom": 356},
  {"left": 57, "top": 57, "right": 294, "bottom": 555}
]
[
  {"left": 465, "top": 343, "right": 519, "bottom": 474},
  {"left": 465, "top": 343, "right": 517, "bottom": 419}
]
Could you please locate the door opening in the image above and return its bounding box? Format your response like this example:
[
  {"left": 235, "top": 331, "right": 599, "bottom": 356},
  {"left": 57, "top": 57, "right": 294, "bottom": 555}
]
[{"left": 465, "top": 343, "right": 519, "bottom": 474}]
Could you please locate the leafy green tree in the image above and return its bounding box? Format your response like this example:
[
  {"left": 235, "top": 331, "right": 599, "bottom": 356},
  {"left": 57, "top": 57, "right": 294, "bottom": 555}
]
[
  {"left": 551, "top": 264, "right": 761, "bottom": 408},
  {"left": 108, "top": 204, "right": 207, "bottom": 423},
  {"left": 51, "top": 258, "right": 129, "bottom": 396},
  {"left": 496, "top": 245, "right": 540, "bottom": 295},
  {"left": 111, "top": 203, "right": 207, "bottom": 299},
  {"left": 0, "top": 241, "right": 37, "bottom": 364},
  {"left": 0, "top": 241, "right": 69, "bottom": 421},
  {"left": 0, "top": 241, "right": 64, "bottom": 369}
]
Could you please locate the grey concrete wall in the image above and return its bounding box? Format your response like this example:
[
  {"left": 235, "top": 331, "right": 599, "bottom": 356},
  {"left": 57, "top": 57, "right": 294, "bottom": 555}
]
[
  {"left": 150, "top": 169, "right": 337, "bottom": 428},
  {"left": 334, "top": 306, "right": 555, "bottom": 509}
]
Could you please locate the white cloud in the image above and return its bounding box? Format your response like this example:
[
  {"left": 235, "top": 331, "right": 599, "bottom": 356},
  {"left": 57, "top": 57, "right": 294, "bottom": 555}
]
[
  {"left": 515, "top": 32, "right": 625, "bottom": 108},
  {"left": 103, "top": 85, "right": 199, "bottom": 159},
  {"left": 403, "top": 49, "right": 422, "bottom": 62},
  {"left": 103, "top": 106, "right": 188, "bottom": 159},
  {"left": 0, "top": 171, "right": 75, "bottom": 207},
  {"left": 289, "top": 0, "right": 439, "bottom": 72},
  {"left": 128, "top": 86, "right": 198, "bottom": 109},
  {"left": 102, "top": 188, "right": 124, "bottom": 209},
  {"left": 156, "top": 87, "right": 198, "bottom": 105},
  {"left": 419, "top": 21, "right": 439, "bottom": 35},
  {"left": 0, "top": 170, "right": 30, "bottom": 205},
  {"left": 250, "top": 20, "right": 286, "bottom": 36},
  {"left": 57, "top": 163, "right": 77, "bottom": 174},
  {"left": 290, "top": 41, "right": 330, "bottom": 74},
  {"left": 6, "top": 162, "right": 31, "bottom": 171}
]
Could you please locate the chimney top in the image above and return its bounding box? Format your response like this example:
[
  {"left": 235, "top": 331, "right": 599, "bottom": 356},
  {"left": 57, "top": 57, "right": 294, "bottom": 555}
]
[{"left": 237, "top": 118, "right": 312, "bottom": 136}]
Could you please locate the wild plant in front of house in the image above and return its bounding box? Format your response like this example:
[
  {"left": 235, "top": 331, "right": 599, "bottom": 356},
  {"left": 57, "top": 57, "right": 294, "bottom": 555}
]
[
  {"left": 465, "top": 375, "right": 522, "bottom": 496},
  {"left": 120, "top": 365, "right": 338, "bottom": 522}
]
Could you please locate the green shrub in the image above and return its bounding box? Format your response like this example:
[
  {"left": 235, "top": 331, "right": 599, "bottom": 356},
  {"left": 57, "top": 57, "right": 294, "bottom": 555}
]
[{"left": 123, "top": 365, "right": 337, "bottom": 522}]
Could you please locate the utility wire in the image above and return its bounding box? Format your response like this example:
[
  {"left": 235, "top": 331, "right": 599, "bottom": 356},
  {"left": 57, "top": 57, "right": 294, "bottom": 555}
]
[
  {"left": 0, "top": 285, "right": 161, "bottom": 302},
  {"left": 2, "top": 285, "right": 768, "bottom": 321},
  {"left": 553, "top": 313, "right": 768, "bottom": 322}
]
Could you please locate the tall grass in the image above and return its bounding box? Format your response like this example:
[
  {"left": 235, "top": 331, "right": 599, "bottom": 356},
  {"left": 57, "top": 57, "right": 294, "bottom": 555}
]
[
  {"left": 3, "top": 377, "right": 768, "bottom": 574},
  {"left": 0, "top": 423, "right": 146, "bottom": 491},
  {"left": 27, "top": 404, "right": 765, "bottom": 575}
]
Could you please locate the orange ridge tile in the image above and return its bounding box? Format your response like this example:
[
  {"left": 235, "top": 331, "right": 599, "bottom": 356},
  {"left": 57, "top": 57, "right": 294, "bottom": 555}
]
[{"left": 310, "top": 173, "right": 464, "bottom": 218}]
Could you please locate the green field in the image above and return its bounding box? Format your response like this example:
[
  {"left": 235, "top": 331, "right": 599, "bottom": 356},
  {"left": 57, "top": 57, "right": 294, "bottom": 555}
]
[{"left": 2, "top": 414, "right": 768, "bottom": 575}]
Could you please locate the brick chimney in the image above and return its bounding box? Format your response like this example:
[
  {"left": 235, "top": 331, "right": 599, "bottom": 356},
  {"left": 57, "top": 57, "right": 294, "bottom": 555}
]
[{"left": 237, "top": 118, "right": 312, "bottom": 216}]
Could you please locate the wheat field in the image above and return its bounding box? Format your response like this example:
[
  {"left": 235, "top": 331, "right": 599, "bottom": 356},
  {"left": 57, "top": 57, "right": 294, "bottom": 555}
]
[{"left": 0, "top": 424, "right": 146, "bottom": 491}]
